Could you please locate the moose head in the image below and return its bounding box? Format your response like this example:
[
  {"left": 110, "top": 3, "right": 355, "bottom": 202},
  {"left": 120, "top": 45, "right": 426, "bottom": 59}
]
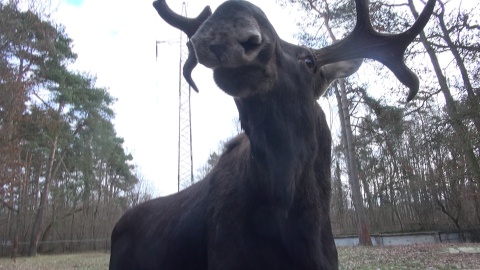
[
  {"left": 154, "top": 0, "right": 435, "bottom": 101},
  {"left": 109, "top": 1, "right": 435, "bottom": 269}
]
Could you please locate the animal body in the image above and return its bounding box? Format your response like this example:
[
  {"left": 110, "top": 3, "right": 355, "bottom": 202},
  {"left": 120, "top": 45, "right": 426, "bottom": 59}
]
[{"left": 109, "top": 0, "right": 435, "bottom": 269}]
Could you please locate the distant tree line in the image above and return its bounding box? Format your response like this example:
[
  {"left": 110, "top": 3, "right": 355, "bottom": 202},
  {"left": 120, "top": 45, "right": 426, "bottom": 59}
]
[{"left": 0, "top": 1, "right": 150, "bottom": 257}]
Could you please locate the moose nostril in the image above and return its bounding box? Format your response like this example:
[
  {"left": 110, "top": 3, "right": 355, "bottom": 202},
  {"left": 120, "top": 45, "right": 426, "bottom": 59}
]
[
  {"left": 209, "top": 44, "right": 227, "bottom": 59},
  {"left": 240, "top": 34, "right": 261, "bottom": 53}
]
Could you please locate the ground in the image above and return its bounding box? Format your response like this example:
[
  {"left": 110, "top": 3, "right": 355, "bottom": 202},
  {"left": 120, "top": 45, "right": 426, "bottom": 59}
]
[
  {"left": 338, "top": 243, "right": 480, "bottom": 269},
  {"left": 0, "top": 252, "right": 109, "bottom": 270},
  {"left": 0, "top": 243, "right": 478, "bottom": 269}
]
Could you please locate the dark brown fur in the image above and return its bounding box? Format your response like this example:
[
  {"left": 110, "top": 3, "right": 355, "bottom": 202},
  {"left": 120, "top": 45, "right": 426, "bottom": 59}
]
[{"left": 109, "top": 41, "right": 340, "bottom": 269}]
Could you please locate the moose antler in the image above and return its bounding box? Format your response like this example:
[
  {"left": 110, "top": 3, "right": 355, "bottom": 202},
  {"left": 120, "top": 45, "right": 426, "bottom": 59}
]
[
  {"left": 153, "top": 0, "right": 211, "bottom": 38},
  {"left": 153, "top": 0, "right": 212, "bottom": 92},
  {"left": 314, "top": 0, "right": 436, "bottom": 101}
]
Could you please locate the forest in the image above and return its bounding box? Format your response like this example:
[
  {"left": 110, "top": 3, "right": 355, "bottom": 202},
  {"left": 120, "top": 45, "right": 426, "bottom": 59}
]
[
  {"left": 0, "top": 0, "right": 150, "bottom": 256},
  {"left": 1, "top": 0, "right": 479, "bottom": 256}
]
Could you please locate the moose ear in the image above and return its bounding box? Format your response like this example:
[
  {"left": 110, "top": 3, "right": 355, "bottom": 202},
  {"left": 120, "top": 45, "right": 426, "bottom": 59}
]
[
  {"left": 315, "top": 58, "right": 362, "bottom": 97},
  {"left": 321, "top": 58, "right": 363, "bottom": 85}
]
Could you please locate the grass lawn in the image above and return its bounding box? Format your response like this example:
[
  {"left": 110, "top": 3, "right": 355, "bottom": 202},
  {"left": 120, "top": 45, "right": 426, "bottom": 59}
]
[
  {"left": 338, "top": 243, "right": 480, "bottom": 269},
  {"left": 0, "top": 252, "right": 109, "bottom": 270},
  {"left": 0, "top": 243, "right": 478, "bottom": 269}
]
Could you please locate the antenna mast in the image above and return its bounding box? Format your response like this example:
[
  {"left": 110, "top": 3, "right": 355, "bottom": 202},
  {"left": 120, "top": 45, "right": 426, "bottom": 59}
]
[{"left": 177, "top": 2, "right": 194, "bottom": 191}]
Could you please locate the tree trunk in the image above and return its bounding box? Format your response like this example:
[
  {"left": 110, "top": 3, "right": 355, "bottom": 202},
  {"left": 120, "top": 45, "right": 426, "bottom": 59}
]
[
  {"left": 334, "top": 83, "right": 373, "bottom": 246},
  {"left": 28, "top": 134, "right": 58, "bottom": 256}
]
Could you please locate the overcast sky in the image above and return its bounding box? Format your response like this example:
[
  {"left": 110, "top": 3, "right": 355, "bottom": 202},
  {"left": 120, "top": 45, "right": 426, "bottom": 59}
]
[{"left": 52, "top": 0, "right": 299, "bottom": 196}]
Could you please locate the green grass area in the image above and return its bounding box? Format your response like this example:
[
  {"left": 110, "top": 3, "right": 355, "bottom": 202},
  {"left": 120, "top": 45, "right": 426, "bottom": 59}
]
[
  {"left": 0, "top": 243, "right": 478, "bottom": 269},
  {"left": 0, "top": 252, "right": 109, "bottom": 270}
]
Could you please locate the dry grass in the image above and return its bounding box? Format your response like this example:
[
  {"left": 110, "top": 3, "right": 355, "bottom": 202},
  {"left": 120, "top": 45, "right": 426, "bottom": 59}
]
[
  {"left": 0, "top": 243, "right": 478, "bottom": 269},
  {"left": 0, "top": 252, "right": 109, "bottom": 270},
  {"left": 338, "top": 243, "right": 480, "bottom": 270}
]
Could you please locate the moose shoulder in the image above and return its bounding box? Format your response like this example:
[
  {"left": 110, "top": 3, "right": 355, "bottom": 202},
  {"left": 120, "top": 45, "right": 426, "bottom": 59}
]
[{"left": 109, "top": 0, "right": 435, "bottom": 269}]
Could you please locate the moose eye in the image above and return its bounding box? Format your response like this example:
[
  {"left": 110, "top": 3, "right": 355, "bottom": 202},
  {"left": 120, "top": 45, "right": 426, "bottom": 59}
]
[{"left": 304, "top": 56, "right": 315, "bottom": 69}]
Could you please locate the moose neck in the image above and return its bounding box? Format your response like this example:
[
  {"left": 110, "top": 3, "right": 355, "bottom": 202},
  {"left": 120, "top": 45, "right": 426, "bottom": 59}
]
[{"left": 233, "top": 74, "right": 319, "bottom": 212}]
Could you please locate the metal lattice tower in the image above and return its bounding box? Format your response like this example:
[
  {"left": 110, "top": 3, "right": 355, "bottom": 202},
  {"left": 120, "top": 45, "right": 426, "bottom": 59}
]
[{"left": 177, "top": 2, "right": 194, "bottom": 192}]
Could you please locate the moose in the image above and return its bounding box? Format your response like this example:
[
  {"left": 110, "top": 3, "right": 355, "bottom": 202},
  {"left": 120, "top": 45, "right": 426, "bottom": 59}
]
[{"left": 109, "top": 0, "right": 435, "bottom": 269}]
